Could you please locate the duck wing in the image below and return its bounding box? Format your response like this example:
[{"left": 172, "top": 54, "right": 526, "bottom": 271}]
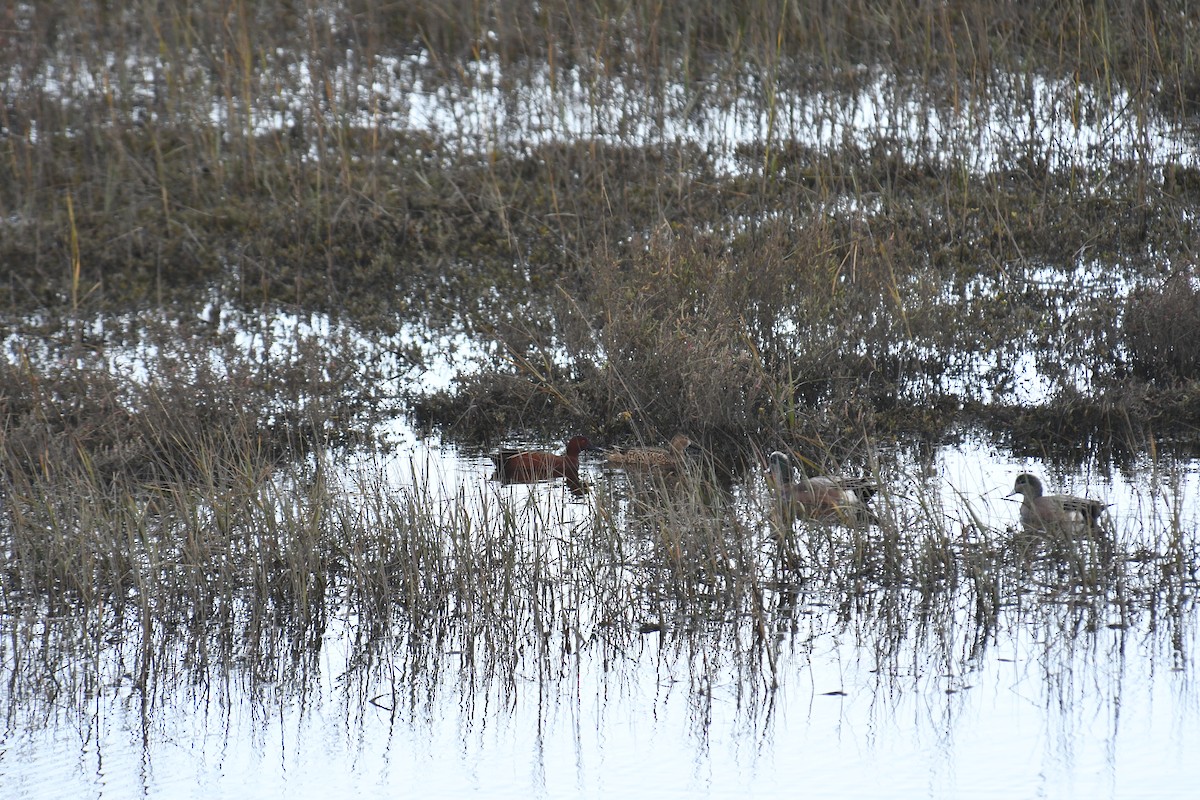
[
  {"left": 807, "top": 475, "right": 877, "bottom": 504},
  {"left": 1053, "top": 495, "right": 1109, "bottom": 524}
]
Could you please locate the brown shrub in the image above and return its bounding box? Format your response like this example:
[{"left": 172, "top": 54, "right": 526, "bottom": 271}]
[{"left": 1123, "top": 267, "right": 1200, "bottom": 383}]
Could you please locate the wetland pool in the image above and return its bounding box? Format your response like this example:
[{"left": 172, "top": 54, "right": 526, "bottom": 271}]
[{"left": 2, "top": 429, "right": 1197, "bottom": 799}]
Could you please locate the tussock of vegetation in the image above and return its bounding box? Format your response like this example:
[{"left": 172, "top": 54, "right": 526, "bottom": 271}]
[
  {"left": 0, "top": 313, "right": 385, "bottom": 483},
  {"left": 1124, "top": 265, "right": 1200, "bottom": 383}
]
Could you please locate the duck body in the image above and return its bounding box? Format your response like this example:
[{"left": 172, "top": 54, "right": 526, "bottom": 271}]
[
  {"left": 1008, "top": 473, "right": 1108, "bottom": 534},
  {"left": 605, "top": 433, "right": 694, "bottom": 469},
  {"left": 767, "top": 451, "right": 876, "bottom": 525},
  {"left": 492, "top": 435, "right": 590, "bottom": 488}
]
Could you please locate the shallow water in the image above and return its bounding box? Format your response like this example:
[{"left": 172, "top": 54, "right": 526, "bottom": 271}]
[
  {"left": 2, "top": 430, "right": 1197, "bottom": 799},
  {"left": 7, "top": 620, "right": 1194, "bottom": 799}
]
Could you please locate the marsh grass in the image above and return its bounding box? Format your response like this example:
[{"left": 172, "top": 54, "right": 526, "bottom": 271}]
[
  {"left": 5, "top": 1, "right": 1200, "bottom": 447},
  {"left": 2, "top": 423, "right": 1197, "bottom": 724},
  {"left": 3, "top": 0, "right": 1200, "bottom": 738}
]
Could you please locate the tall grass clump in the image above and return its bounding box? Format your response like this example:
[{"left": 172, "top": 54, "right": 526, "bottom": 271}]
[{"left": 1123, "top": 266, "right": 1200, "bottom": 384}]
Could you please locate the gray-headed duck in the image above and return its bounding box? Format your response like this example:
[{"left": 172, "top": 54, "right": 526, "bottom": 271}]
[
  {"left": 767, "top": 450, "right": 877, "bottom": 525},
  {"left": 1008, "top": 473, "right": 1108, "bottom": 534}
]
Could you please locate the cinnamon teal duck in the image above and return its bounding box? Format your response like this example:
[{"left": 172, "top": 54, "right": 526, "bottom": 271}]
[{"left": 492, "top": 435, "right": 591, "bottom": 492}]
